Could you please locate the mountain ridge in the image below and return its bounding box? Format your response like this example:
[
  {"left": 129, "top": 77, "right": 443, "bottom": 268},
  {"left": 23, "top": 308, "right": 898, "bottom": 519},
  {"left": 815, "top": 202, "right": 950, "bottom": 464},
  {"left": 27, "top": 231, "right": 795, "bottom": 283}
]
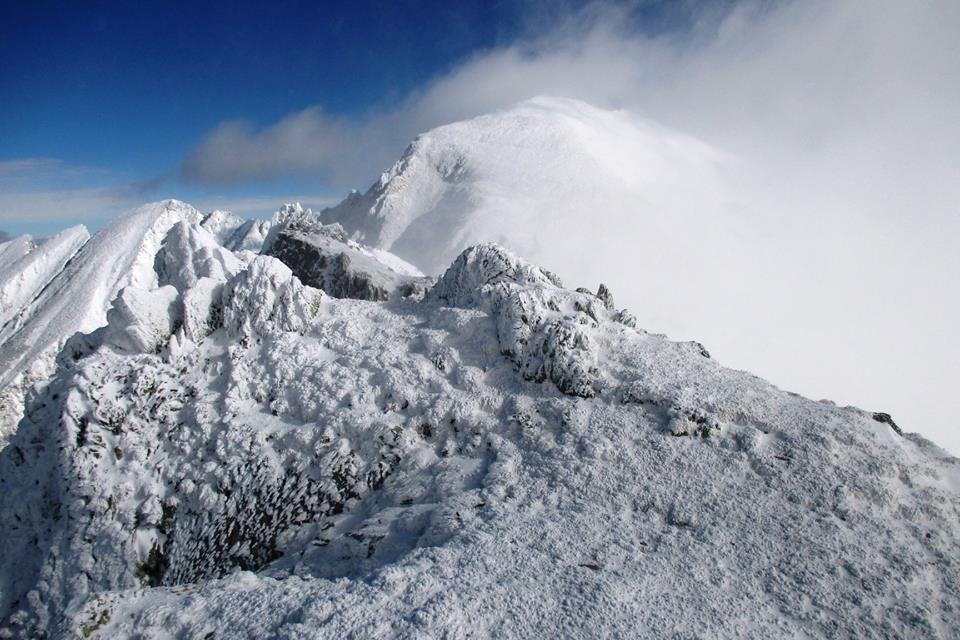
[
  {"left": 0, "top": 99, "right": 957, "bottom": 637},
  {"left": 0, "top": 197, "right": 957, "bottom": 638}
]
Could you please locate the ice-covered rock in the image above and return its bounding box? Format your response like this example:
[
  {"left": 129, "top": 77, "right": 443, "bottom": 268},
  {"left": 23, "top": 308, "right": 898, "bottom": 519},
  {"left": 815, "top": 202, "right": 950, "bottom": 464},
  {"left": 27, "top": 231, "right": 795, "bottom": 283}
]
[
  {"left": 265, "top": 203, "right": 424, "bottom": 301},
  {"left": 105, "top": 285, "right": 181, "bottom": 353},
  {"left": 429, "top": 244, "right": 602, "bottom": 397},
  {"left": 221, "top": 255, "right": 322, "bottom": 338},
  {"left": 0, "top": 200, "right": 202, "bottom": 442},
  {"left": 201, "top": 210, "right": 272, "bottom": 253},
  {"left": 155, "top": 221, "right": 244, "bottom": 292},
  {"left": 200, "top": 210, "right": 247, "bottom": 244},
  {"left": 427, "top": 243, "right": 560, "bottom": 308},
  {"left": 179, "top": 277, "right": 224, "bottom": 343},
  {"left": 0, "top": 202, "right": 283, "bottom": 446},
  {"left": 1, "top": 191, "right": 959, "bottom": 638}
]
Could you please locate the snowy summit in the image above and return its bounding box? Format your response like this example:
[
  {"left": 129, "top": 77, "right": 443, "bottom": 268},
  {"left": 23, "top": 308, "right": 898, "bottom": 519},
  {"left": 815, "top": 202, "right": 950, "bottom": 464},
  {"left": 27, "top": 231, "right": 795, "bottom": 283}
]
[{"left": 0, "top": 101, "right": 958, "bottom": 639}]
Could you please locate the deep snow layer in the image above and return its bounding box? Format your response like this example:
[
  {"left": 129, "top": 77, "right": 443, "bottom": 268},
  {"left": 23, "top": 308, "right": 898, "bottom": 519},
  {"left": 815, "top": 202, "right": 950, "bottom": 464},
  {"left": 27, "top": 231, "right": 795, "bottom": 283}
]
[{"left": 0, "top": 205, "right": 958, "bottom": 638}]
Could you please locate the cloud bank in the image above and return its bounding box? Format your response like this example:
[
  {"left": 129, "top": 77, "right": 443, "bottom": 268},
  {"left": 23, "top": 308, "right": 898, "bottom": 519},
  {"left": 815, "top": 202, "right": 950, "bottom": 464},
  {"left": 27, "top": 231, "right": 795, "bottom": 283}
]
[{"left": 181, "top": 0, "right": 956, "bottom": 454}]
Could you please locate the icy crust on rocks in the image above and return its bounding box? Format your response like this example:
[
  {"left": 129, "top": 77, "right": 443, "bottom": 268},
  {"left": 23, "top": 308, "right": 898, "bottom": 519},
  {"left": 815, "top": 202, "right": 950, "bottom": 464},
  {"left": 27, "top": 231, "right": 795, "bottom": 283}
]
[
  {"left": 0, "top": 219, "right": 959, "bottom": 638},
  {"left": 428, "top": 244, "right": 603, "bottom": 398},
  {"left": 0, "top": 201, "right": 203, "bottom": 444},
  {"left": 0, "top": 215, "right": 327, "bottom": 637},
  {"left": 264, "top": 203, "right": 425, "bottom": 302},
  {"left": 200, "top": 210, "right": 272, "bottom": 253}
]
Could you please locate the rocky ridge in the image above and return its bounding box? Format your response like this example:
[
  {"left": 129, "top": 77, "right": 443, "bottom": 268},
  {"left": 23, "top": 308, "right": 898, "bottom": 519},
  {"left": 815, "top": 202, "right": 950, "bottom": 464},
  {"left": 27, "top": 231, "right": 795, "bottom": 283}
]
[{"left": 0, "top": 202, "right": 957, "bottom": 638}]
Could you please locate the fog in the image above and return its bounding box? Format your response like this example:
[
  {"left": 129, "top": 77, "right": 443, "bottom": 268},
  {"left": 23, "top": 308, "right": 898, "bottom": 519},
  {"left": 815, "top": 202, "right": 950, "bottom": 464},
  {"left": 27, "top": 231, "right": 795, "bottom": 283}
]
[{"left": 183, "top": 0, "right": 960, "bottom": 453}]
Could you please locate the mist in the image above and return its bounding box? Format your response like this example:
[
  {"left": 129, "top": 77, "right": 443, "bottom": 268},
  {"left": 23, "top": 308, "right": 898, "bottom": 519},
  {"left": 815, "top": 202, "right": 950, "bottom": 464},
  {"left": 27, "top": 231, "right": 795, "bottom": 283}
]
[{"left": 182, "top": 0, "right": 960, "bottom": 452}]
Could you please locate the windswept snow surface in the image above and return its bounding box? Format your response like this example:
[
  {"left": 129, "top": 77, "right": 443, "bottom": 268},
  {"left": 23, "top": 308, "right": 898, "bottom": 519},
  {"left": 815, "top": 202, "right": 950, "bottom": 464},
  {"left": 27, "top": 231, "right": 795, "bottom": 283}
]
[
  {"left": 320, "top": 96, "right": 958, "bottom": 456},
  {"left": 0, "top": 226, "right": 90, "bottom": 329},
  {"left": 0, "top": 200, "right": 203, "bottom": 442},
  {"left": 0, "top": 207, "right": 958, "bottom": 639},
  {"left": 322, "top": 96, "right": 746, "bottom": 287}
]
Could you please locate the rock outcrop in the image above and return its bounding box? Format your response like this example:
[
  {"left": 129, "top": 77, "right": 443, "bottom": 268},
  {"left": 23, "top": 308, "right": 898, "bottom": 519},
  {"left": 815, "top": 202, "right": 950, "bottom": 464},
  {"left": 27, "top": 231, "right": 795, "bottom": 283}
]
[{"left": 265, "top": 204, "right": 425, "bottom": 302}]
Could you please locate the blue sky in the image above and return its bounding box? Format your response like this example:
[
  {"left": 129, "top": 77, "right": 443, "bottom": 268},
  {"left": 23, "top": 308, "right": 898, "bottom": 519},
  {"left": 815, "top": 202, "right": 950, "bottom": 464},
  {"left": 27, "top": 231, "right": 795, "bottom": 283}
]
[
  {"left": 2, "top": 1, "right": 521, "bottom": 164},
  {"left": 0, "top": 0, "right": 523, "bottom": 234},
  {"left": 0, "top": 0, "right": 703, "bottom": 236}
]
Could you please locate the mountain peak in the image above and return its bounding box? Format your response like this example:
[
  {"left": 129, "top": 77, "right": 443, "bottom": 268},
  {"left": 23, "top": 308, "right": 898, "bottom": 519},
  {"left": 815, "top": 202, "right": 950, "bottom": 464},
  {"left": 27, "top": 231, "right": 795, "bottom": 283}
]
[
  {"left": 0, "top": 121, "right": 959, "bottom": 637},
  {"left": 321, "top": 96, "right": 731, "bottom": 279}
]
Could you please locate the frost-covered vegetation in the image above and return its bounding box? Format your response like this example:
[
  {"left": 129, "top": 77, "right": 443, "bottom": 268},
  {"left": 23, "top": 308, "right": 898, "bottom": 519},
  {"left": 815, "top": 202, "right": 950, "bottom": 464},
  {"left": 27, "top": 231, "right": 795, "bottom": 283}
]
[{"left": 0, "top": 199, "right": 958, "bottom": 638}]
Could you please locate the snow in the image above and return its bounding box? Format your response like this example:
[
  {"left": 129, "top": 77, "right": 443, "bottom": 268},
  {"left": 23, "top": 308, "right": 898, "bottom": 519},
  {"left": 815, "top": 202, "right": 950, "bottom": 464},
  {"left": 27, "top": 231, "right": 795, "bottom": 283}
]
[
  {"left": 0, "top": 235, "right": 38, "bottom": 275},
  {"left": 321, "top": 96, "right": 740, "bottom": 278},
  {"left": 0, "top": 225, "right": 89, "bottom": 330},
  {"left": 0, "top": 204, "right": 958, "bottom": 638},
  {"left": 201, "top": 210, "right": 272, "bottom": 253},
  {"left": 0, "top": 111, "right": 958, "bottom": 638},
  {"left": 319, "top": 96, "right": 960, "bottom": 458},
  {"left": 0, "top": 200, "right": 201, "bottom": 443}
]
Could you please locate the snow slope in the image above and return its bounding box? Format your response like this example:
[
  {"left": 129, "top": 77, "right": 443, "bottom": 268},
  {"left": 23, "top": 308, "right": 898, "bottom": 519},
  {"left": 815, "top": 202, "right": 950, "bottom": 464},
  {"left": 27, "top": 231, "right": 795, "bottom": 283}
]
[
  {"left": 322, "top": 96, "right": 746, "bottom": 280},
  {"left": 0, "top": 226, "right": 90, "bottom": 329},
  {"left": 319, "top": 96, "right": 959, "bottom": 457},
  {"left": 0, "top": 235, "right": 40, "bottom": 275},
  {"left": 0, "top": 200, "right": 203, "bottom": 443},
  {"left": 0, "top": 207, "right": 958, "bottom": 638}
]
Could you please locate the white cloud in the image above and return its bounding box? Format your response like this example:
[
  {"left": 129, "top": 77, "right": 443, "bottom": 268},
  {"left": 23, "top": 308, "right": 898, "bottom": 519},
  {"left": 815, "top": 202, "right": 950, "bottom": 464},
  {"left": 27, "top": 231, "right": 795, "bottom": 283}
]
[
  {"left": 181, "top": 109, "right": 358, "bottom": 185},
  {"left": 0, "top": 158, "right": 147, "bottom": 230},
  {"left": 0, "top": 186, "right": 139, "bottom": 224},
  {"left": 0, "top": 158, "right": 62, "bottom": 175}
]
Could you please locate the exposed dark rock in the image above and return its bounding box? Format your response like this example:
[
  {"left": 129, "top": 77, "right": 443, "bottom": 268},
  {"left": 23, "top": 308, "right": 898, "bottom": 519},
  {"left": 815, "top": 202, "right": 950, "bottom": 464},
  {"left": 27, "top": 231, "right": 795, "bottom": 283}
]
[
  {"left": 265, "top": 204, "right": 425, "bottom": 302},
  {"left": 873, "top": 412, "right": 903, "bottom": 435},
  {"left": 596, "top": 283, "right": 614, "bottom": 310}
]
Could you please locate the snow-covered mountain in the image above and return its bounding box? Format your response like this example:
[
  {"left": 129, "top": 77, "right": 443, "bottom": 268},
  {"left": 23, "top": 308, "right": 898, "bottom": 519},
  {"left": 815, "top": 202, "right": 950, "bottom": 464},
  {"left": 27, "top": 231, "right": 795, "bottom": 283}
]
[
  {"left": 323, "top": 96, "right": 743, "bottom": 278},
  {"left": 0, "top": 193, "right": 957, "bottom": 638},
  {"left": 0, "top": 202, "right": 283, "bottom": 446},
  {"left": 321, "top": 95, "right": 960, "bottom": 459},
  {"left": 1, "top": 102, "right": 959, "bottom": 637}
]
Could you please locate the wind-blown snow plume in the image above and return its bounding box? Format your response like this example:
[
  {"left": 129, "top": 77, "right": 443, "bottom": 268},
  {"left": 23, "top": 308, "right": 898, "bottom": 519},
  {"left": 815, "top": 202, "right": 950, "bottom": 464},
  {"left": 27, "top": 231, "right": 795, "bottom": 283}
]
[{"left": 179, "top": 0, "right": 960, "bottom": 454}]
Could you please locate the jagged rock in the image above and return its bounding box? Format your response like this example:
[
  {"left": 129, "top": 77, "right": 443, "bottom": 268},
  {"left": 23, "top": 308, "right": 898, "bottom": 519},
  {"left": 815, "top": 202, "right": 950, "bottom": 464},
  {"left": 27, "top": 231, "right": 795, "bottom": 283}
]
[
  {"left": 199, "top": 210, "right": 272, "bottom": 253},
  {"left": 265, "top": 204, "right": 424, "bottom": 301},
  {"left": 0, "top": 200, "right": 202, "bottom": 443},
  {"left": 613, "top": 308, "right": 638, "bottom": 328},
  {"left": 873, "top": 412, "right": 903, "bottom": 435},
  {"left": 596, "top": 283, "right": 614, "bottom": 310},
  {"left": 104, "top": 285, "right": 181, "bottom": 353},
  {"left": 221, "top": 256, "right": 322, "bottom": 338},
  {"left": 429, "top": 244, "right": 606, "bottom": 398},
  {"left": 428, "top": 243, "right": 558, "bottom": 308},
  {"left": 179, "top": 277, "right": 224, "bottom": 343},
  {"left": 155, "top": 221, "right": 245, "bottom": 291}
]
